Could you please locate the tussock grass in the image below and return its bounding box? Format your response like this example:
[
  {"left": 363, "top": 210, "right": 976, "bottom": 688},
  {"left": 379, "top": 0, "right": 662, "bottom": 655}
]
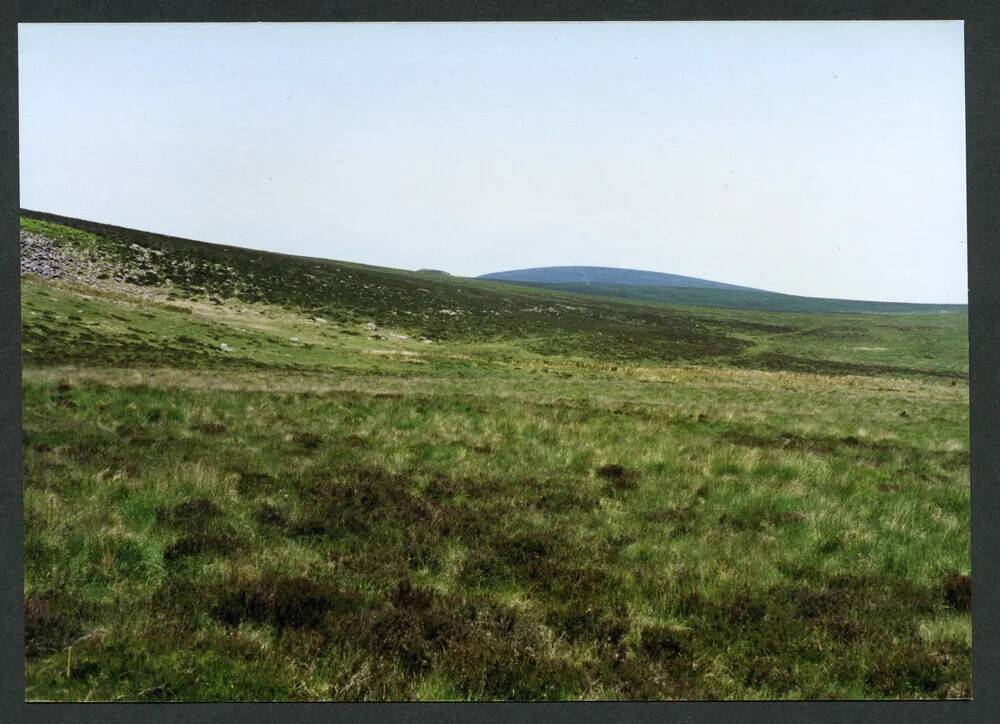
[{"left": 21, "top": 218, "right": 970, "bottom": 700}]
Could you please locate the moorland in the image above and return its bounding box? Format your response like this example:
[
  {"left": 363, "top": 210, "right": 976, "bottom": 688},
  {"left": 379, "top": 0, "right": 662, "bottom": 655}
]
[{"left": 20, "top": 211, "right": 970, "bottom": 701}]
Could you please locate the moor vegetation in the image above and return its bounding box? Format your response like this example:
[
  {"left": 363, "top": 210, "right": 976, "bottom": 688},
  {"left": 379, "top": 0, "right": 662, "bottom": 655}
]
[{"left": 21, "top": 214, "right": 970, "bottom": 700}]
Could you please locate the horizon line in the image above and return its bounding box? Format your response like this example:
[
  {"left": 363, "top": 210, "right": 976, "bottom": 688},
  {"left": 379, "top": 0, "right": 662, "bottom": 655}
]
[{"left": 19, "top": 207, "right": 969, "bottom": 308}]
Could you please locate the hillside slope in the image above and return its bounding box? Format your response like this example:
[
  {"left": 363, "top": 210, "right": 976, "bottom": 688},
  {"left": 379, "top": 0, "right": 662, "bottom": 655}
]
[
  {"left": 19, "top": 210, "right": 968, "bottom": 379},
  {"left": 20, "top": 210, "right": 750, "bottom": 364},
  {"left": 493, "top": 280, "right": 968, "bottom": 316}
]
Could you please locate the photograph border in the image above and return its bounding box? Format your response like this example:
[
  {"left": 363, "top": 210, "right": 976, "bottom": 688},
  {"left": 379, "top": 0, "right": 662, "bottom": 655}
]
[{"left": 2, "top": 2, "right": 997, "bottom": 722}]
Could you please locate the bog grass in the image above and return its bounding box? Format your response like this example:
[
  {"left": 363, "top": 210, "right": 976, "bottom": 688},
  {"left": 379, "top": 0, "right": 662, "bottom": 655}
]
[{"left": 21, "top": 217, "right": 971, "bottom": 701}]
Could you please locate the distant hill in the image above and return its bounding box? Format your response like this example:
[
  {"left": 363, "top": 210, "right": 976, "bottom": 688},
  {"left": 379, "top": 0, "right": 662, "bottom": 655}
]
[
  {"left": 479, "top": 267, "right": 965, "bottom": 315},
  {"left": 477, "top": 266, "right": 758, "bottom": 291}
]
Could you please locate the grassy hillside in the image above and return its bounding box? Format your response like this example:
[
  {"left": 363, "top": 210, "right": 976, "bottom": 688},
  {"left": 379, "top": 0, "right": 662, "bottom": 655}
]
[
  {"left": 21, "top": 214, "right": 970, "bottom": 701},
  {"left": 20, "top": 211, "right": 750, "bottom": 364},
  {"left": 491, "top": 280, "right": 967, "bottom": 316},
  {"left": 19, "top": 211, "right": 969, "bottom": 380}
]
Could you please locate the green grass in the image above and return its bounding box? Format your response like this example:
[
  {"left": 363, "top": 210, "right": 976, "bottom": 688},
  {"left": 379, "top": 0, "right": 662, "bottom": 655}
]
[{"left": 21, "top": 216, "right": 971, "bottom": 701}]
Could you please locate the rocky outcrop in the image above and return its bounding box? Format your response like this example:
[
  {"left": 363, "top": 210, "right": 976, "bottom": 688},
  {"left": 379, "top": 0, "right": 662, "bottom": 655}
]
[
  {"left": 20, "top": 230, "right": 79, "bottom": 280},
  {"left": 20, "top": 229, "right": 160, "bottom": 300}
]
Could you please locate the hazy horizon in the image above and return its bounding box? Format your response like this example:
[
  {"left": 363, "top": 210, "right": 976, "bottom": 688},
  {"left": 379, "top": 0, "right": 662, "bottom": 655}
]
[{"left": 19, "top": 22, "right": 967, "bottom": 303}]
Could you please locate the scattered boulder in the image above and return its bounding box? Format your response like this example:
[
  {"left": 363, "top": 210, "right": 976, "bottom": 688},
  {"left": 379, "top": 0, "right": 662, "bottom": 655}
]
[
  {"left": 219, "top": 342, "right": 233, "bottom": 352},
  {"left": 364, "top": 322, "right": 378, "bottom": 331},
  {"left": 19, "top": 229, "right": 164, "bottom": 300},
  {"left": 290, "top": 337, "right": 300, "bottom": 343}
]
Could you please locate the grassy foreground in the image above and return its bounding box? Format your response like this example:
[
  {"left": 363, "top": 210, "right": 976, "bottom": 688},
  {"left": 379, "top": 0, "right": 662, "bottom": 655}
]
[{"left": 21, "top": 216, "right": 971, "bottom": 700}]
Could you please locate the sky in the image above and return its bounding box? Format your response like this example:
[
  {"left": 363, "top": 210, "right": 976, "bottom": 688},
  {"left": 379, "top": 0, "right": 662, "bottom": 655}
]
[{"left": 19, "top": 22, "right": 967, "bottom": 303}]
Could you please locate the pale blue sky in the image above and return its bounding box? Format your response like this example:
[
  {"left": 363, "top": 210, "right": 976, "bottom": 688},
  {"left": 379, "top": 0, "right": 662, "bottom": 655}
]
[{"left": 19, "top": 22, "right": 967, "bottom": 303}]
